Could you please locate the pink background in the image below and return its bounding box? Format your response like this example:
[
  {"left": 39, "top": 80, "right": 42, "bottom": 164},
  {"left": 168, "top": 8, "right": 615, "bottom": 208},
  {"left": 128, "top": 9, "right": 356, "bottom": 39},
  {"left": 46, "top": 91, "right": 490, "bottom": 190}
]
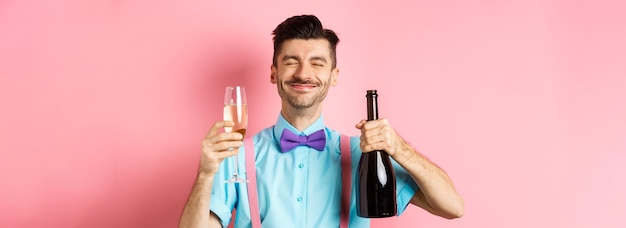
[{"left": 1, "top": 0, "right": 625, "bottom": 227}]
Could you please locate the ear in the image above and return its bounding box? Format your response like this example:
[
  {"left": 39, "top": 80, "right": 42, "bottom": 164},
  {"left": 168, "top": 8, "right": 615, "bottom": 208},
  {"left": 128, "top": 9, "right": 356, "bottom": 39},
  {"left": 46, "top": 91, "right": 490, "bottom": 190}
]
[
  {"left": 270, "top": 65, "right": 277, "bottom": 84},
  {"left": 330, "top": 68, "right": 339, "bottom": 86}
]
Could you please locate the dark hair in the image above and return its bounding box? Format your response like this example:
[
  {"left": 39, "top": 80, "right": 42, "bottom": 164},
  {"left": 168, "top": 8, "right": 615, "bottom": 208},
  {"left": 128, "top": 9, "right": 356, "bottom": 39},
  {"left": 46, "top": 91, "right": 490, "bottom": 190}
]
[{"left": 272, "top": 15, "right": 340, "bottom": 68}]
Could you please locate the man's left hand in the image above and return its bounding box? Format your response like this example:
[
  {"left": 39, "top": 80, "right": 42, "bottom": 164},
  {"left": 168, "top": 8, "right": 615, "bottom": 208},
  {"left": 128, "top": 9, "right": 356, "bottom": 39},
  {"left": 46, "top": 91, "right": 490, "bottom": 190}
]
[{"left": 355, "top": 118, "right": 403, "bottom": 156}]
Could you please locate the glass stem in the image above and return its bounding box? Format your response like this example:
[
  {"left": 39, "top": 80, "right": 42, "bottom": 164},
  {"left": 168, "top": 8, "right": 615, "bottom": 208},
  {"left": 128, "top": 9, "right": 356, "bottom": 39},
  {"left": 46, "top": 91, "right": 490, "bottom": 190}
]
[{"left": 233, "top": 150, "right": 240, "bottom": 177}]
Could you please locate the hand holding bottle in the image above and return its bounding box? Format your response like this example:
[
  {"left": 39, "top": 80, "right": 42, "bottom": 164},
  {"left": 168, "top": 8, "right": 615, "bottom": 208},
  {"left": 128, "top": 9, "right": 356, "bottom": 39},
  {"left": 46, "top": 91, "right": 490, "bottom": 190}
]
[{"left": 355, "top": 118, "right": 404, "bottom": 157}]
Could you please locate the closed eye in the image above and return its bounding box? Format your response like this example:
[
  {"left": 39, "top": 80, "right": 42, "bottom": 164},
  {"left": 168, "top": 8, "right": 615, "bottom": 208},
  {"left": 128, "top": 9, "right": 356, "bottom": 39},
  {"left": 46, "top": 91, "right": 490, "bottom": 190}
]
[
  {"left": 310, "top": 56, "right": 327, "bottom": 67},
  {"left": 282, "top": 55, "right": 300, "bottom": 67},
  {"left": 284, "top": 61, "right": 298, "bottom": 67}
]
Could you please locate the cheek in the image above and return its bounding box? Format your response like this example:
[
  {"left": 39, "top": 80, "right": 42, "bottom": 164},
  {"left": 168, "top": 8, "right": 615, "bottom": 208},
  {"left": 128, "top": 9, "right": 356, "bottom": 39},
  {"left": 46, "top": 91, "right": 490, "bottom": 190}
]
[
  {"left": 323, "top": 73, "right": 335, "bottom": 85},
  {"left": 277, "top": 69, "right": 294, "bottom": 79}
]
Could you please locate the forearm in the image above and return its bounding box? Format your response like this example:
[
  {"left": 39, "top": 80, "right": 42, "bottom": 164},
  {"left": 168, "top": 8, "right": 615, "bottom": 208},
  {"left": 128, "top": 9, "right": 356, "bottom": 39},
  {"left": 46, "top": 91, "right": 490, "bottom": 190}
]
[
  {"left": 179, "top": 171, "right": 217, "bottom": 228},
  {"left": 392, "top": 139, "right": 464, "bottom": 218}
]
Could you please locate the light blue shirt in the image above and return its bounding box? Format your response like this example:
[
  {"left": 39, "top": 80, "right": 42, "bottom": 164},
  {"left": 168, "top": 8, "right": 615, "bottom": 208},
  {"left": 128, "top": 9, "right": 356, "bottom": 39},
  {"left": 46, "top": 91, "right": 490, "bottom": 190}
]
[{"left": 210, "top": 114, "right": 419, "bottom": 228}]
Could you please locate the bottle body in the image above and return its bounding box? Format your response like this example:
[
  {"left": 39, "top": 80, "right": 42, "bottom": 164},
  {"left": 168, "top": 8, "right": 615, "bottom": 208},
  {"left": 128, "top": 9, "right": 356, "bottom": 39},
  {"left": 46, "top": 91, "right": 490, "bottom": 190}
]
[
  {"left": 356, "top": 151, "right": 397, "bottom": 217},
  {"left": 356, "top": 90, "right": 397, "bottom": 218}
]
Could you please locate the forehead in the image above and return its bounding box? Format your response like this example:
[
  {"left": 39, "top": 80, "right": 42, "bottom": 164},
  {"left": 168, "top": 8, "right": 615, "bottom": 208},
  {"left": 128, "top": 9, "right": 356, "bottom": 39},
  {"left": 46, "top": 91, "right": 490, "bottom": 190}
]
[{"left": 278, "top": 38, "right": 332, "bottom": 58}]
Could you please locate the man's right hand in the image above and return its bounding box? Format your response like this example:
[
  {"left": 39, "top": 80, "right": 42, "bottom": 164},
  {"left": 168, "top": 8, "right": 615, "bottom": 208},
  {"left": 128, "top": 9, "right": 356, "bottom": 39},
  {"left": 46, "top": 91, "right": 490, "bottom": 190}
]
[{"left": 199, "top": 121, "right": 244, "bottom": 175}]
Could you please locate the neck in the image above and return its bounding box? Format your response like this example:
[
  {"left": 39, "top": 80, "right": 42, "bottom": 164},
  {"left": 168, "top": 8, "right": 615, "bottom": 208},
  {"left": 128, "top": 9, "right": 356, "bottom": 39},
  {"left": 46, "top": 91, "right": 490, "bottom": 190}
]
[{"left": 281, "top": 103, "right": 323, "bottom": 131}]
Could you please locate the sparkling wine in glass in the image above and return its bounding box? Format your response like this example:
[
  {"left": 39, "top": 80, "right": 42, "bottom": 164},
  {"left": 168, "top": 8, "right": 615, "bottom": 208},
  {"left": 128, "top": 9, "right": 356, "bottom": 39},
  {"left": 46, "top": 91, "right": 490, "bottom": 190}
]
[{"left": 224, "top": 86, "right": 248, "bottom": 183}]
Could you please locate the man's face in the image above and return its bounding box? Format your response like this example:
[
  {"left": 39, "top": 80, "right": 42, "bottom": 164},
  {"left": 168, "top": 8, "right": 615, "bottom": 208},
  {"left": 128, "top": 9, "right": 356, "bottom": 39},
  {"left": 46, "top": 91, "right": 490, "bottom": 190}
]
[{"left": 271, "top": 38, "right": 339, "bottom": 110}]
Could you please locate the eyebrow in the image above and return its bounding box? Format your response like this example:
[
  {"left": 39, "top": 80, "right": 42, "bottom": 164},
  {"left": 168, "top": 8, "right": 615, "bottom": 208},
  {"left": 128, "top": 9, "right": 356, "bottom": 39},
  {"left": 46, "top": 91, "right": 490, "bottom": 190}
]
[
  {"left": 281, "top": 55, "right": 328, "bottom": 63},
  {"left": 282, "top": 55, "right": 300, "bottom": 62},
  {"left": 310, "top": 56, "right": 328, "bottom": 63}
]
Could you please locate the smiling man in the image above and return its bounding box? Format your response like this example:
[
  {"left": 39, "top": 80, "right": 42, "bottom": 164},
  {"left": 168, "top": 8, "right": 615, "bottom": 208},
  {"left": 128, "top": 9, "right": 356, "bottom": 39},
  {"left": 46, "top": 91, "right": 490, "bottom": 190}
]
[{"left": 179, "top": 15, "right": 464, "bottom": 228}]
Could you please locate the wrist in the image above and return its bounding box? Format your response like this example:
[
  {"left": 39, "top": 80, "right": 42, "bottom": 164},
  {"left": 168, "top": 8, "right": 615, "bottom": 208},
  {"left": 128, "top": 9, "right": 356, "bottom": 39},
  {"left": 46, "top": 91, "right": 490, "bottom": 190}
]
[
  {"left": 390, "top": 137, "right": 408, "bottom": 157},
  {"left": 197, "top": 169, "right": 217, "bottom": 181},
  {"left": 391, "top": 140, "right": 420, "bottom": 164}
]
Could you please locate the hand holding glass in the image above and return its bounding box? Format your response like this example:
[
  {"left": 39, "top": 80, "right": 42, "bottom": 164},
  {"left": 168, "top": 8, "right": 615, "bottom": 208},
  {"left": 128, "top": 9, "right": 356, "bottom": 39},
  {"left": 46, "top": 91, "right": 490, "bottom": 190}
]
[{"left": 224, "top": 86, "right": 248, "bottom": 183}]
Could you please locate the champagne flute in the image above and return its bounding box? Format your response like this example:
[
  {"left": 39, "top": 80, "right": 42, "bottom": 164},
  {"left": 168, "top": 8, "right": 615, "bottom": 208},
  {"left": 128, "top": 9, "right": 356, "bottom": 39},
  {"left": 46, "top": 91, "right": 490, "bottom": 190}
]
[{"left": 224, "top": 86, "right": 248, "bottom": 183}]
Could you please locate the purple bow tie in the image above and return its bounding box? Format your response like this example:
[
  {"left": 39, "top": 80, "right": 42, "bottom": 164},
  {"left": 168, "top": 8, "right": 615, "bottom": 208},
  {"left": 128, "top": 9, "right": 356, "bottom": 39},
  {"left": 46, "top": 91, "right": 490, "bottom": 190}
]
[{"left": 279, "top": 128, "right": 326, "bottom": 153}]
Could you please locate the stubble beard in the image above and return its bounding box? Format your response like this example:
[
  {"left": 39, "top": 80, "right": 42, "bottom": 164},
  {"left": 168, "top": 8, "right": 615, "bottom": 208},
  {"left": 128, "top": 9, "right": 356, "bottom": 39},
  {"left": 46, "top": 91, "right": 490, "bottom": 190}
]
[{"left": 278, "top": 78, "right": 331, "bottom": 110}]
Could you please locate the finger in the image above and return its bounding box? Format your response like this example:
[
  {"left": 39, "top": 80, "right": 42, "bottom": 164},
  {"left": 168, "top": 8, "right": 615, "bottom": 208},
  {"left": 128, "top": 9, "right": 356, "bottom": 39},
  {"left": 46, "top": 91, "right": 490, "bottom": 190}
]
[
  {"left": 361, "top": 118, "right": 390, "bottom": 131},
  {"left": 207, "top": 121, "right": 235, "bottom": 137},
  {"left": 222, "top": 132, "right": 244, "bottom": 141},
  {"left": 361, "top": 134, "right": 387, "bottom": 146},
  {"left": 361, "top": 122, "right": 392, "bottom": 138},
  {"left": 360, "top": 126, "right": 383, "bottom": 139},
  {"left": 364, "top": 123, "right": 397, "bottom": 141},
  {"left": 206, "top": 132, "right": 243, "bottom": 145},
  {"left": 210, "top": 140, "right": 244, "bottom": 152},
  {"left": 361, "top": 141, "right": 389, "bottom": 153},
  {"left": 361, "top": 134, "right": 392, "bottom": 149},
  {"left": 212, "top": 147, "right": 240, "bottom": 160},
  {"left": 354, "top": 119, "right": 367, "bottom": 129}
]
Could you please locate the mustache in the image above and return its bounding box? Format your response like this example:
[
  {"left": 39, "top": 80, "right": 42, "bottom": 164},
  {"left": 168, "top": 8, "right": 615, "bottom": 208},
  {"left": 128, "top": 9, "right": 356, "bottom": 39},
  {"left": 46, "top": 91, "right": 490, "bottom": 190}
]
[{"left": 285, "top": 79, "right": 321, "bottom": 86}]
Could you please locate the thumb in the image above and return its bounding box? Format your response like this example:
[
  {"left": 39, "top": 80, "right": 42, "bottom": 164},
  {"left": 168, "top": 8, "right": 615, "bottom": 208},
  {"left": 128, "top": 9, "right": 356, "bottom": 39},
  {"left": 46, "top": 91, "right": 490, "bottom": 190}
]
[{"left": 355, "top": 119, "right": 367, "bottom": 129}]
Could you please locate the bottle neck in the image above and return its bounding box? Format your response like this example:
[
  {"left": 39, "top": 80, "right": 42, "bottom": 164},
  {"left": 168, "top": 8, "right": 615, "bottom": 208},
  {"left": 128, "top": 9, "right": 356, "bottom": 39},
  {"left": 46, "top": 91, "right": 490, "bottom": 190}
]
[{"left": 366, "top": 92, "right": 378, "bottom": 121}]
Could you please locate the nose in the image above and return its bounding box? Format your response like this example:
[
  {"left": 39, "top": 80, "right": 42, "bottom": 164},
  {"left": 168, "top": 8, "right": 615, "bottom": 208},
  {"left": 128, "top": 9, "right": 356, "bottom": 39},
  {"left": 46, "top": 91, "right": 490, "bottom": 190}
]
[{"left": 294, "top": 64, "right": 313, "bottom": 80}]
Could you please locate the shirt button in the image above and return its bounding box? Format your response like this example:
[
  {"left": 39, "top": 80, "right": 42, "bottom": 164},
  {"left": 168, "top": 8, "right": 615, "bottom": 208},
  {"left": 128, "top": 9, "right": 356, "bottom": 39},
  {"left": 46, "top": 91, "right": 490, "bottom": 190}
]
[
  {"left": 297, "top": 197, "right": 303, "bottom": 202},
  {"left": 298, "top": 163, "right": 304, "bottom": 168}
]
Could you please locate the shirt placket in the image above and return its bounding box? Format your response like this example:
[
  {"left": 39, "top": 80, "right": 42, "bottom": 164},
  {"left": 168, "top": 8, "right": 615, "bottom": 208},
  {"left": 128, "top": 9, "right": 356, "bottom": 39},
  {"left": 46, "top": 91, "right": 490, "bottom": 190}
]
[{"left": 293, "top": 144, "right": 309, "bottom": 227}]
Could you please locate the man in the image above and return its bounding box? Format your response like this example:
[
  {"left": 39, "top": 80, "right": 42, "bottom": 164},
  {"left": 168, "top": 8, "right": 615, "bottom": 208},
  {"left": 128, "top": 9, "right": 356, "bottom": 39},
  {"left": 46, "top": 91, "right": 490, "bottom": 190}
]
[{"left": 180, "top": 15, "right": 464, "bottom": 228}]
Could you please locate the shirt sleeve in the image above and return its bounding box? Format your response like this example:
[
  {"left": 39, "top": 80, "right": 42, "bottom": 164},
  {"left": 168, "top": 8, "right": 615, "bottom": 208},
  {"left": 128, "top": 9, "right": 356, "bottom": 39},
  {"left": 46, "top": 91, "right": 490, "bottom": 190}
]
[
  {"left": 209, "top": 155, "right": 239, "bottom": 227},
  {"left": 392, "top": 157, "right": 420, "bottom": 216}
]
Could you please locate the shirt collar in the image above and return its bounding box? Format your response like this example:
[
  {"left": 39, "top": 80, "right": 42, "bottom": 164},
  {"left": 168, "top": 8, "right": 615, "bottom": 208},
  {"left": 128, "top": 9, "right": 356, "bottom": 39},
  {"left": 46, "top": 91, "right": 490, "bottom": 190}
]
[{"left": 273, "top": 113, "right": 326, "bottom": 142}]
